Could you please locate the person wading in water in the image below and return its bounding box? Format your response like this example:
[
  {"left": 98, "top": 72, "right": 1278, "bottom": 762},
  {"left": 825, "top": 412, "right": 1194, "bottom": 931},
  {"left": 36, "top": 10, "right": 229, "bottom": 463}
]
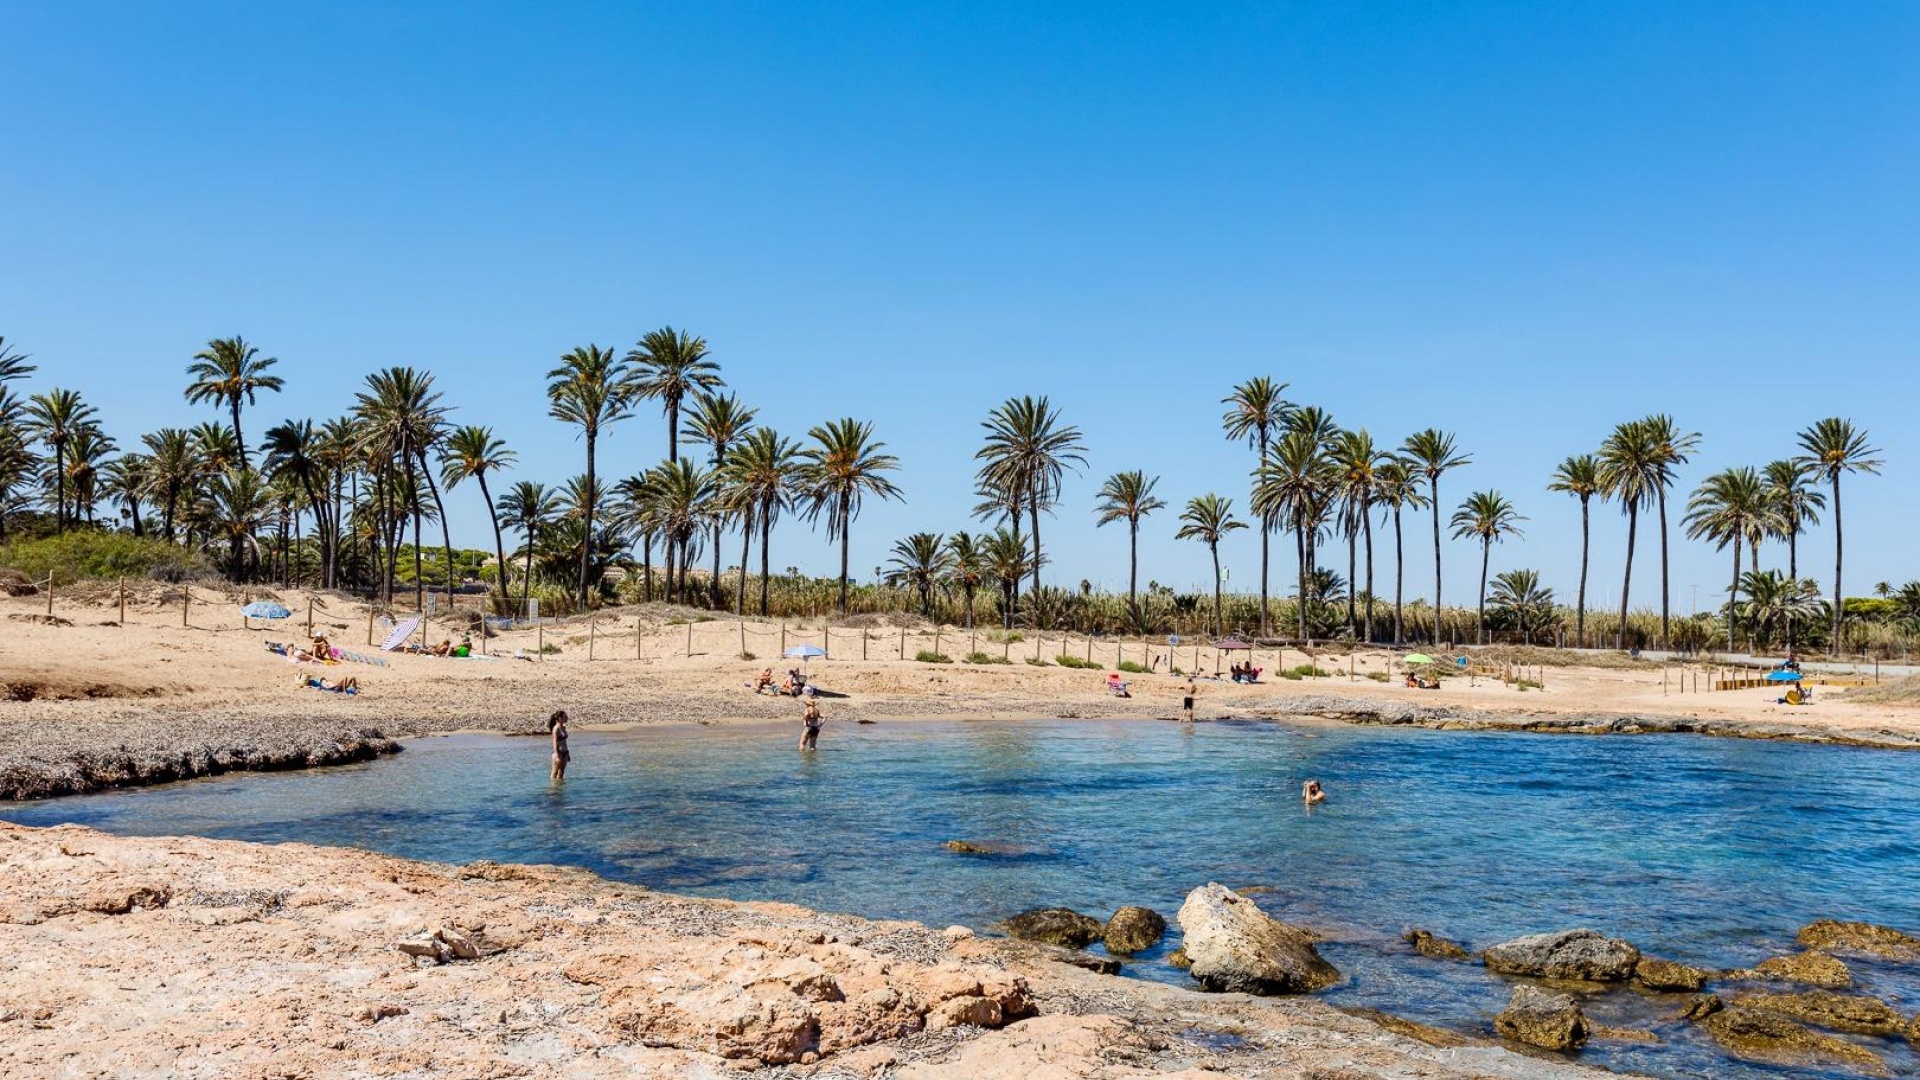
[
  {"left": 800, "top": 697, "right": 823, "bottom": 751},
  {"left": 548, "top": 710, "right": 571, "bottom": 781}
]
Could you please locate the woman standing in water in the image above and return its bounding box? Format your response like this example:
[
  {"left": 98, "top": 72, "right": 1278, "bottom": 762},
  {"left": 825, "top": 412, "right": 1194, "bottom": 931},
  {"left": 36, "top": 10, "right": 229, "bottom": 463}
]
[
  {"left": 800, "top": 698, "right": 823, "bottom": 751},
  {"left": 549, "top": 710, "right": 571, "bottom": 780}
]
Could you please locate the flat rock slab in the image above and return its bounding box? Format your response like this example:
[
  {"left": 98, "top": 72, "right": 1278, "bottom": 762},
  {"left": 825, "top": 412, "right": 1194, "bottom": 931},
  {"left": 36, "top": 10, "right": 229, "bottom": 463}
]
[{"left": 1482, "top": 929, "right": 1640, "bottom": 982}]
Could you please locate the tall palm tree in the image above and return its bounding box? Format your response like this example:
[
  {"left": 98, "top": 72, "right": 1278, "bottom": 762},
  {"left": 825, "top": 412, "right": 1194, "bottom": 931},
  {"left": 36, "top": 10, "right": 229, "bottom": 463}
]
[
  {"left": 22, "top": 388, "right": 97, "bottom": 532},
  {"left": 1373, "top": 458, "right": 1427, "bottom": 646},
  {"left": 944, "top": 532, "right": 986, "bottom": 628},
  {"left": 723, "top": 426, "right": 802, "bottom": 615},
  {"left": 140, "top": 428, "right": 198, "bottom": 543},
  {"left": 1450, "top": 490, "right": 1525, "bottom": 644},
  {"left": 547, "top": 345, "right": 634, "bottom": 608},
  {"left": 1175, "top": 493, "right": 1247, "bottom": 635},
  {"left": 1093, "top": 470, "right": 1165, "bottom": 624},
  {"left": 191, "top": 421, "right": 241, "bottom": 474},
  {"left": 627, "top": 327, "right": 722, "bottom": 463},
  {"left": 1401, "top": 429, "right": 1471, "bottom": 645},
  {"left": 885, "top": 532, "right": 949, "bottom": 617},
  {"left": 1796, "top": 418, "right": 1882, "bottom": 648},
  {"left": 183, "top": 337, "right": 282, "bottom": 471},
  {"left": 0, "top": 413, "right": 36, "bottom": 543},
  {"left": 1762, "top": 458, "right": 1825, "bottom": 650},
  {"left": 1547, "top": 453, "right": 1604, "bottom": 647},
  {"left": 356, "top": 367, "right": 453, "bottom": 608},
  {"left": 800, "top": 418, "right": 902, "bottom": 614},
  {"left": 441, "top": 426, "right": 518, "bottom": 606},
  {"left": 975, "top": 396, "right": 1086, "bottom": 616},
  {"left": 640, "top": 459, "right": 718, "bottom": 602},
  {"left": 1684, "top": 466, "right": 1768, "bottom": 647},
  {"left": 63, "top": 426, "right": 117, "bottom": 526},
  {"left": 1253, "top": 428, "right": 1335, "bottom": 642},
  {"left": 682, "top": 392, "right": 756, "bottom": 608},
  {"left": 202, "top": 467, "right": 272, "bottom": 582},
  {"left": 1221, "top": 377, "right": 1291, "bottom": 634},
  {"left": 1331, "top": 429, "right": 1386, "bottom": 641},
  {"left": 1598, "top": 419, "right": 1660, "bottom": 650},
  {"left": 262, "top": 420, "right": 331, "bottom": 583},
  {"left": 981, "top": 527, "right": 1034, "bottom": 629},
  {"left": 1641, "top": 414, "right": 1700, "bottom": 647},
  {"left": 497, "top": 480, "right": 559, "bottom": 616}
]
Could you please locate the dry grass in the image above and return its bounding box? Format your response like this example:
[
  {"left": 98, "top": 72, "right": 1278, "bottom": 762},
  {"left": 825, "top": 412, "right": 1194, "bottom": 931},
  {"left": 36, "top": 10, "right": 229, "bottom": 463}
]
[{"left": 1844, "top": 676, "right": 1920, "bottom": 706}]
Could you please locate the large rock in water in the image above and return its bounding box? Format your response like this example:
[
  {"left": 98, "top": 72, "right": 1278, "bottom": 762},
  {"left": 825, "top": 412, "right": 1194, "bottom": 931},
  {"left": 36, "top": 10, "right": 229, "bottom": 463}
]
[
  {"left": 1733, "top": 990, "right": 1907, "bottom": 1036},
  {"left": 1000, "top": 908, "right": 1103, "bottom": 949},
  {"left": 1494, "top": 986, "right": 1590, "bottom": 1051},
  {"left": 1481, "top": 929, "right": 1640, "bottom": 982},
  {"left": 1175, "top": 883, "right": 1339, "bottom": 995},
  {"left": 1704, "top": 1004, "right": 1889, "bottom": 1075},
  {"left": 1103, "top": 906, "right": 1167, "bottom": 955},
  {"left": 1748, "top": 951, "right": 1853, "bottom": 988},
  {"left": 1635, "top": 956, "right": 1714, "bottom": 992},
  {"left": 1796, "top": 919, "right": 1920, "bottom": 960}
]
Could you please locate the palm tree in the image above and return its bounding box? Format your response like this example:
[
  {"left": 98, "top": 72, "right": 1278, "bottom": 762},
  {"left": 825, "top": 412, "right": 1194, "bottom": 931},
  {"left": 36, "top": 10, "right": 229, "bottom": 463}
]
[
  {"left": 1449, "top": 490, "right": 1525, "bottom": 644},
  {"left": 0, "top": 414, "right": 35, "bottom": 543},
  {"left": 1373, "top": 458, "right": 1427, "bottom": 646},
  {"left": 1093, "top": 470, "right": 1165, "bottom": 624},
  {"left": 262, "top": 420, "right": 332, "bottom": 583},
  {"left": 497, "top": 480, "right": 559, "bottom": 616},
  {"left": 140, "top": 428, "right": 198, "bottom": 543},
  {"left": 1641, "top": 415, "right": 1701, "bottom": 647},
  {"left": 202, "top": 467, "right": 272, "bottom": 581},
  {"left": 22, "top": 388, "right": 97, "bottom": 532},
  {"left": 1175, "top": 493, "right": 1247, "bottom": 634},
  {"left": 1331, "top": 429, "right": 1386, "bottom": 641},
  {"left": 0, "top": 337, "right": 33, "bottom": 385},
  {"left": 982, "top": 527, "right": 1034, "bottom": 629},
  {"left": 191, "top": 421, "right": 241, "bottom": 474},
  {"left": 627, "top": 327, "right": 722, "bottom": 463},
  {"left": 723, "top": 427, "right": 802, "bottom": 615},
  {"left": 547, "top": 345, "right": 634, "bottom": 608},
  {"left": 441, "top": 426, "right": 518, "bottom": 606},
  {"left": 356, "top": 367, "right": 453, "bottom": 608},
  {"left": 102, "top": 452, "right": 150, "bottom": 536},
  {"left": 640, "top": 459, "right": 718, "bottom": 602},
  {"left": 1401, "top": 429, "right": 1471, "bottom": 645},
  {"left": 1547, "top": 453, "right": 1604, "bottom": 647},
  {"left": 1761, "top": 458, "right": 1825, "bottom": 651},
  {"left": 885, "top": 532, "right": 949, "bottom": 617},
  {"left": 976, "top": 396, "right": 1086, "bottom": 617},
  {"left": 1222, "top": 377, "right": 1291, "bottom": 633},
  {"left": 183, "top": 337, "right": 283, "bottom": 471},
  {"left": 1739, "top": 570, "right": 1822, "bottom": 653},
  {"left": 1683, "top": 466, "right": 1768, "bottom": 649},
  {"left": 64, "top": 426, "right": 117, "bottom": 526},
  {"left": 944, "top": 532, "right": 986, "bottom": 628},
  {"left": 1598, "top": 420, "right": 1660, "bottom": 650},
  {"left": 1796, "top": 418, "right": 1883, "bottom": 648},
  {"left": 1253, "top": 428, "right": 1335, "bottom": 642},
  {"left": 800, "top": 418, "right": 902, "bottom": 614},
  {"left": 1487, "top": 569, "right": 1557, "bottom": 645},
  {"left": 682, "top": 392, "right": 756, "bottom": 608}
]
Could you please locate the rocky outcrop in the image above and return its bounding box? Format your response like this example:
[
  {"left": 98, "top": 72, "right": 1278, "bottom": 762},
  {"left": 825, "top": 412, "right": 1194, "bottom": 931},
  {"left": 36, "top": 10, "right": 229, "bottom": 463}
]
[
  {"left": 1404, "top": 928, "right": 1471, "bottom": 960},
  {"left": 1481, "top": 929, "right": 1640, "bottom": 982},
  {"left": 1796, "top": 920, "right": 1920, "bottom": 960},
  {"left": 1000, "top": 907, "right": 1103, "bottom": 949},
  {"left": 1680, "top": 994, "right": 1724, "bottom": 1021},
  {"left": 1746, "top": 951, "right": 1853, "bottom": 988},
  {"left": 1704, "top": 1004, "right": 1890, "bottom": 1075},
  {"left": 1175, "top": 883, "right": 1339, "bottom": 995},
  {"left": 1494, "top": 986, "right": 1590, "bottom": 1051},
  {"left": 1732, "top": 990, "right": 1907, "bottom": 1037},
  {"left": 1102, "top": 906, "right": 1166, "bottom": 955},
  {"left": 1635, "top": 956, "right": 1714, "bottom": 992}
]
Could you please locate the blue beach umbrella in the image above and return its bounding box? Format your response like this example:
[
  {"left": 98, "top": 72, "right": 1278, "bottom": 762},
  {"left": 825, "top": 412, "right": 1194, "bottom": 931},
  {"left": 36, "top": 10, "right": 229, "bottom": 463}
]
[
  {"left": 1766, "top": 669, "right": 1802, "bottom": 682},
  {"left": 242, "top": 601, "right": 292, "bottom": 620},
  {"left": 784, "top": 644, "right": 826, "bottom": 660}
]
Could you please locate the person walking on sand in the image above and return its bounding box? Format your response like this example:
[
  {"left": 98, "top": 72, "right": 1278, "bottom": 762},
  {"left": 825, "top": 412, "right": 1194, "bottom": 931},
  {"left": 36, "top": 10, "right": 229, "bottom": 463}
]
[
  {"left": 800, "top": 698, "right": 823, "bottom": 751},
  {"left": 1182, "top": 674, "right": 1197, "bottom": 723},
  {"left": 548, "top": 710, "right": 571, "bottom": 781}
]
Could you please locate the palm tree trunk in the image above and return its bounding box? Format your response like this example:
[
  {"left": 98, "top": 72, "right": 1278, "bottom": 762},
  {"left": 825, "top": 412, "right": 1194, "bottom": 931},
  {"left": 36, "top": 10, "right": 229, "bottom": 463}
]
[
  {"left": 1258, "top": 521, "right": 1270, "bottom": 636},
  {"left": 163, "top": 488, "right": 177, "bottom": 544},
  {"left": 1127, "top": 518, "right": 1140, "bottom": 621},
  {"left": 1477, "top": 538, "right": 1490, "bottom": 645},
  {"left": 1362, "top": 509, "right": 1375, "bottom": 644},
  {"left": 578, "top": 433, "right": 596, "bottom": 609},
  {"left": 520, "top": 525, "right": 536, "bottom": 617},
  {"left": 1028, "top": 497, "right": 1043, "bottom": 621},
  {"left": 1429, "top": 478, "right": 1443, "bottom": 645},
  {"left": 1729, "top": 534, "right": 1742, "bottom": 650},
  {"left": 1392, "top": 506, "right": 1405, "bottom": 646},
  {"left": 837, "top": 491, "right": 852, "bottom": 615},
  {"left": 667, "top": 396, "right": 680, "bottom": 463},
  {"left": 1830, "top": 474, "right": 1844, "bottom": 648},
  {"left": 641, "top": 531, "right": 653, "bottom": 602},
  {"left": 412, "top": 506, "right": 425, "bottom": 613},
  {"left": 1786, "top": 526, "right": 1799, "bottom": 650},
  {"left": 1618, "top": 504, "right": 1639, "bottom": 650},
  {"left": 53, "top": 446, "right": 66, "bottom": 533},
  {"left": 231, "top": 400, "right": 248, "bottom": 472},
  {"left": 477, "top": 472, "right": 510, "bottom": 608},
  {"left": 1576, "top": 497, "right": 1590, "bottom": 649},
  {"left": 1657, "top": 490, "right": 1672, "bottom": 647},
  {"left": 418, "top": 451, "right": 456, "bottom": 612},
  {"left": 664, "top": 533, "right": 677, "bottom": 605},
  {"left": 1345, "top": 525, "right": 1358, "bottom": 633},
  {"left": 736, "top": 508, "right": 752, "bottom": 616},
  {"left": 710, "top": 521, "right": 725, "bottom": 610},
  {"left": 1296, "top": 522, "right": 1309, "bottom": 642},
  {"left": 1211, "top": 542, "right": 1223, "bottom": 634},
  {"left": 759, "top": 513, "right": 773, "bottom": 616}
]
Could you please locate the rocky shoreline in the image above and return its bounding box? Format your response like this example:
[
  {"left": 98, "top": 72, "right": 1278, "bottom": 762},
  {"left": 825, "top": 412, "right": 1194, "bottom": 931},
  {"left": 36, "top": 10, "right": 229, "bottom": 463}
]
[
  {"left": 6, "top": 688, "right": 1918, "bottom": 802},
  {"left": 0, "top": 822, "right": 1620, "bottom": 1079}
]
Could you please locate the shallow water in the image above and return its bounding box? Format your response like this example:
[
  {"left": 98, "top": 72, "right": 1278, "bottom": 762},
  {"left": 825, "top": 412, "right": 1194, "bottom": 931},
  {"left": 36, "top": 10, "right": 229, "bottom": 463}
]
[{"left": 10, "top": 717, "right": 1920, "bottom": 1079}]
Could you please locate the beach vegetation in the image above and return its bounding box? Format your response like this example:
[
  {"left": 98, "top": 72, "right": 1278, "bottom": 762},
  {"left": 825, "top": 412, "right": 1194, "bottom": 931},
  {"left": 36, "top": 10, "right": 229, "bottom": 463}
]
[{"left": 914, "top": 650, "right": 952, "bottom": 663}]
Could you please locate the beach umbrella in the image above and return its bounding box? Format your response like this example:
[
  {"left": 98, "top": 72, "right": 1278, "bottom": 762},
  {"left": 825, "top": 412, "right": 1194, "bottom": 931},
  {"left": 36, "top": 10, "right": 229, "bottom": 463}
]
[
  {"left": 1404, "top": 653, "right": 1435, "bottom": 666},
  {"left": 783, "top": 643, "right": 826, "bottom": 675},
  {"left": 242, "top": 601, "right": 292, "bottom": 620},
  {"left": 382, "top": 616, "right": 422, "bottom": 652},
  {"left": 1765, "top": 669, "right": 1802, "bottom": 682}
]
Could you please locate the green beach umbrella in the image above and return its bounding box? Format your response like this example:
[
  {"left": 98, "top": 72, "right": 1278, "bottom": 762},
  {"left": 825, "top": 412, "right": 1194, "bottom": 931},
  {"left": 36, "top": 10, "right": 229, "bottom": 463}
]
[{"left": 1404, "top": 653, "right": 1435, "bottom": 665}]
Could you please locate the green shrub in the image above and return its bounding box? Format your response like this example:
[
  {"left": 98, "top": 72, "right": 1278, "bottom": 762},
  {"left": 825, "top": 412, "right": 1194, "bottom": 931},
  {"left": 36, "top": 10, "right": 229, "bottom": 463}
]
[
  {"left": 539, "top": 643, "right": 562, "bottom": 654},
  {"left": 1117, "top": 660, "right": 1152, "bottom": 675},
  {"left": 986, "top": 630, "right": 1026, "bottom": 643},
  {"left": 738, "top": 651, "right": 757, "bottom": 661},
  {"left": 0, "top": 532, "right": 211, "bottom": 585},
  {"left": 1025, "top": 656, "right": 1049, "bottom": 667},
  {"left": 915, "top": 650, "right": 953, "bottom": 664},
  {"left": 1054, "top": 655, "right": 1099, "bottom": 669},
  {"left": 1288, "top": 664, "right": 1332, "bottom": 678},
  {"left": 964, "top": 651, "right": 1010, "bottom": 665},
  {"left": 1365, "top": 671, "right": 1390, "bottom": 682}
]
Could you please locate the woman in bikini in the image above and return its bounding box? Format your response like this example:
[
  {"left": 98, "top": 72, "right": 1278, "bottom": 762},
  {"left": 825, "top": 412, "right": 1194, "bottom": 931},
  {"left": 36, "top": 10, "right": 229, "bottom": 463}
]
[{"left": 549, "top": 710, "right": 571, "bottom": 781}]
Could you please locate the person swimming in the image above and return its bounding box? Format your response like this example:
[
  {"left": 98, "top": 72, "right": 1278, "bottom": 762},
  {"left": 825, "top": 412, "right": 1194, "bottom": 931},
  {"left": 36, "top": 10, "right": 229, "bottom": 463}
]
[{"left": 1303, "top": 779, "right": 1326, "bottom": 805}]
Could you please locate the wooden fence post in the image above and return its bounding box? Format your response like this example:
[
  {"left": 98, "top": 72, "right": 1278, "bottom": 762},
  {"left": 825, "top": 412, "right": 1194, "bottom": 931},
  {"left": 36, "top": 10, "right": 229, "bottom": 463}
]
[
  {"left": 367, "top": 603, "right": 374, "bottom": 645},
  {"left": 739, "top": 621, "right": 747, "bottom": 657},
  {"left": 637, "top": 619, "right": 644, "bottom": 660},
  {"left": 46, "top": 575, "right": 55, "bottom": 617},
  {"left": 933, "top": 628, "right": 941, "bottom": 658},
  {"left": 1086, "top": 634, "right": 1093, "bottom": 663},
  {"left": 118, "top": 577, "right": 126, "bottom": 625},
  {"left": 588, "top": 617, "right": 597, "bottom": 661},
  {"left": 537, "top": 625, "right": 544, "bottom": 660},
  {"left": 1003, "top": 634, "right": 1010, "bottom": 661},
  {"left": 899, "top": 627, "right": 906, "bottom": 658},
  {"left": 686, "top": 620, "right": 693, "bottom": 657},
  {"left": 181, "top": 585, "right": 189, "bottom": 628},
  {"left": 862, "top": 631, "right": 868, "bottom": 661},
  {"left": 306, "top": 598, "right": 314, "bottom": 638}
]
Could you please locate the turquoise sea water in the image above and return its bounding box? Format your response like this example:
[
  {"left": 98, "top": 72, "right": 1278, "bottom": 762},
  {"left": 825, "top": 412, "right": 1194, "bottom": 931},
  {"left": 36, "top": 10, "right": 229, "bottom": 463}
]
[{"left": 9, "top": 717, "right": 1920, "bottom": 1080}]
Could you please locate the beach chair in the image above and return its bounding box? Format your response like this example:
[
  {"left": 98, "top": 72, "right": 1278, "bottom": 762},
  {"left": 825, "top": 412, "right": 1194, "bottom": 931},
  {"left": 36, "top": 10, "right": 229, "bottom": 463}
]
[{"left": 1105, "top": 673, "right": 1131, "bottom": 698}]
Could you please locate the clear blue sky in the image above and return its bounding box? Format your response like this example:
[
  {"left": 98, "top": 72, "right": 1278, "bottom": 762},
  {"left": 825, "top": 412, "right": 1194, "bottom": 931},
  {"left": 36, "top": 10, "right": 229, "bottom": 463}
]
[{"left": 3, "top": 2, "right": 1916, "bottom": 610}]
